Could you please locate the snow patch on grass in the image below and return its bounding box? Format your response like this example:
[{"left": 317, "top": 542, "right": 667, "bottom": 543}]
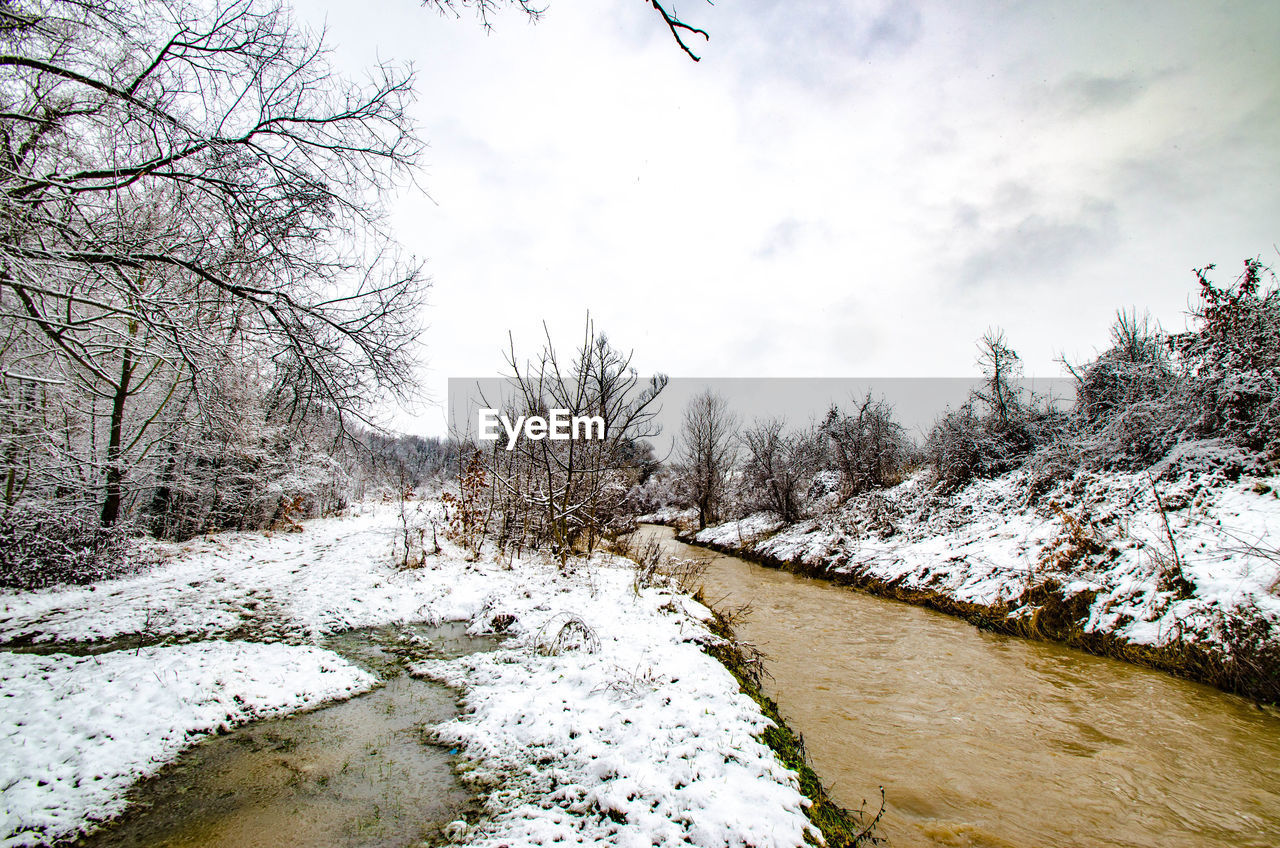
[
  {"left": 415, "top": 564, "right": 816, "bottom": 848},
  {"left": 0, "top": 641, "right": 374, "bottom": 847}
]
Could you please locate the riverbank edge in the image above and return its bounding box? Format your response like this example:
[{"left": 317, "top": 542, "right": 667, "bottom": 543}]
[
  {"left": 694, "top": 591, "right": 883, "bottom": 848},
  {"left": 662, "top": 525, "right": 1278, "bottom": 707}
]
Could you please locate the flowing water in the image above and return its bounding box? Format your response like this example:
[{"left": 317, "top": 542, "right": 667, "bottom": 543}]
[
  {"left": 637, "top": 525, "right": 1280, "bottom": 848},
  {"left": 70, "top": 624, "right": 496, "bottom": 848}
]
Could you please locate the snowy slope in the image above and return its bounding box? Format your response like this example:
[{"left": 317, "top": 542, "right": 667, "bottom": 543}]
[{"left": 689, "top": 454, "right": 1280, "bottom": 658}]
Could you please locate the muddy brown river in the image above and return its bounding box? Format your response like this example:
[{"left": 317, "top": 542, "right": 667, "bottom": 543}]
[{"left": 637, "top": 525, "right": 1280, "bottom": 848}]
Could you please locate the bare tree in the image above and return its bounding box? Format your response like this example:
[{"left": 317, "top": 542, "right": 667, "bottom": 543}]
[
  {"left": 927, "top": 332, "right": 1040, "bottom": 489},
  {"left": 740, "top": 417, "right": 824, "bottom": 522},
  {"left": 423, "top": 0, "right": 713, "bottom": 60},
  {"left": 676, "top": 389, "right": 738, "bottom": 529},
  {"left": 975, "top": 329, "right": 1024, "bottom": 431},
  {"left": 0, "top": 0, "right": 426, "bottom": 525},
  {"left": 488, "top": 317, "right": 667, "bottom": 560},
  {"left": 821, "top": 393, "right": 910, "bottom": 497}
]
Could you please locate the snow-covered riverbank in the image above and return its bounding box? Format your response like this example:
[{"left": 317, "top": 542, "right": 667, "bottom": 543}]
[
  {"left": 666, "top": 449, "right": 1280, "bottom": 702},
  {"left": 0, "top": 503, "right": 820, "bottom": 847}
]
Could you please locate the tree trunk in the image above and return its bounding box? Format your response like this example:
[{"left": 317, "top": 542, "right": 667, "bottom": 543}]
[{"left": 100, "top": 343, "right": 134, "bottom": 526}]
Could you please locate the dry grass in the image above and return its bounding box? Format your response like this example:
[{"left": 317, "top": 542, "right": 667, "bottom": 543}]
[
  {"left": 533, "top": 614, "right": 600, "bottom": 656},
  {"left": 622, "top": 534, "right": 709, "bottom": 596}
]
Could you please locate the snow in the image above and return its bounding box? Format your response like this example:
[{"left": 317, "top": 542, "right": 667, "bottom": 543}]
[
  {"left": 634, "top": 505, "right": 699, "bottom": 528},
  {"left": 0, "top": 503, "right": 820, "bottom": 847},
  {"left": 0, "top": 506, "right": 441, "bottom": 645},
  {"left": 687, "top": 460, "right": 1280, "bottom": 653},
  {"left": 0, "top": 642, "right": 374, "bottom": 847},
  {"left": 416, "top": 578, "right": 815, "bottom": 848},
  {"left": 692, "top": 513, "right": 786, "bottom": 548}
]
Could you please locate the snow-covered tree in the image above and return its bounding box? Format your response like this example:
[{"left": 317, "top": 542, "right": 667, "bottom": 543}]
[
  {"left": 739, "top": 418, "right": 825, "bottom": 521},
  {"left": 821, "top": 393, "right": 911, "bottom": 497},
  {"left": 0, "top": 0, "right": 425, "bottom": 539},
  {"left": 488, "top": 319, "right": 667, "bottom": 559},
  {"left": 676, "top": 390, "right": 738, "bottom": 529}
]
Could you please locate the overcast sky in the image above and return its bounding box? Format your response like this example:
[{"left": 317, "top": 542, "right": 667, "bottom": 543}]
[{"left": 289, "top": 0, "right": 1280, "bottom": 437}]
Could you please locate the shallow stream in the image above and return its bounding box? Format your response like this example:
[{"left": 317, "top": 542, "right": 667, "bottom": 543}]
[{"left": 68, "top": 624, "right": 495, "bottom": 848}]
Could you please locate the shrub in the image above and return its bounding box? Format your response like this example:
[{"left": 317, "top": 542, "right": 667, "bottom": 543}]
[
  {"left": 1176, "top": 259, "right": 1280, "bottom": 455},
  {"left": 1200, "top": 599, "right": 1280, "bottom": 703},
  {"left": 441, "top": 450, "right": 490, "bottom": 554},
  {"left": 145, "top": 427, "right": 347, "bottom": 540},
  {"left": 1076, "top": 310, "right": 1178, "bottom": 423},
  {"left": 926, "top": 331, "right": 1042, "bottom": 491},
  {"left": 926, "top": 400, "right": 1031, "bottom": 491},
  {"left": 740, "top": 419, "right": 826, "bottom": 521},
  {"left": 820, "top": 394, "right": 911, "bottom": 497},
  {"left": 0, "top": 503, "right": 133, "bottom": 590},
  {"left": 623, "top": 467, "right": 683, "bottom": 515},
  {"left": 534, "top": 614, "right": 600, "bottom": 655}
]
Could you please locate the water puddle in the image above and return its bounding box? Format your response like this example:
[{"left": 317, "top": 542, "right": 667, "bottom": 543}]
[{"left": 65, "top": 623, "right": 497, "bottom": 848}]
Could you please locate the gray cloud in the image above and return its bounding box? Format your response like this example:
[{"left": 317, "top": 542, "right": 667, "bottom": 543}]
[
  {"left": 1035, "top": 68, "right": 1178, "bottom": 117},
  {"left": 1055, "top": 73, "right": 1146, "bottom": 112},
  {"left": 862, "top": 0, "right": 924, "bottom": 58},
  {"left": 721, "top": 0, "right": 924, "bottom": 93},
  {"left": 755, "top": 217, "right": 832, "bottom": 260},
  {"left": 957, "top": 198, "right": 1119, "bottom": 288}
]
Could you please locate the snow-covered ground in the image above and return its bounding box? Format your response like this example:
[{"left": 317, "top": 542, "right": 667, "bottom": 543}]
[
  {"left": 1, "top": 643, "right": 374, "bottom": 846},
  {"left": 687, "top": 445, "right": 1280, "bottom": 657},
  {"left": 0, "top": 503, "right": 819, "bottom": 847},
  {"left": 634, "top": 505, "right": 700, "bottom": 531}
]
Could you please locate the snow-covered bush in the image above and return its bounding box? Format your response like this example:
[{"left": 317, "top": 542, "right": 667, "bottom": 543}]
[
  {"left": 1051, "top": 260, "right": 1280, "bottom": 476},
  {"left": 623, "top": 467, "right": 684, "bottom": 515},
  {"left": 739, "top": 419, "right": 825, "bottom": 521},
  {"left": 0, "top": 503, "right": 132, "bottom": 589},
  {"left": 926, "top": 400, "right": 1030, "bottom": 491},
  {"left": 1087, "top": 397, "right": 1195, "bottom": 468},
  {"left": 144, "top": 425, "right": 348, "bottom": 540},
  {"left": 820, "top": 394, "right": 912, "bottom": 497},
  {"left": 926, "top": 332, "right": 1044, "bottom": 491},
  {"left": 1076, "top": 310, "right": 1178, "bottom": 424},
  {"left": 1175, "top": 259, "right": 1280, "bottom": 455},
  {"left": 806, "top": 469, "right": 843, "bottom": 513}
]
